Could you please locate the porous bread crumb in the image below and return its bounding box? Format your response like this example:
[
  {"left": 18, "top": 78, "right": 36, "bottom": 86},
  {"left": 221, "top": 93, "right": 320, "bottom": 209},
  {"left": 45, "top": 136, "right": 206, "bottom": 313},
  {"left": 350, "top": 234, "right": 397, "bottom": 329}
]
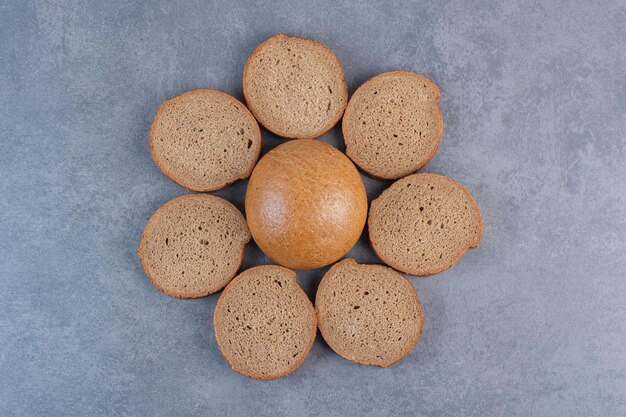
[
  {"left": 316, "top": 259, "right": 423, "bottom": 367},
  {"left": 214, "top": 265, "right": 317, "bottom": 380},
  {"left": 150, "top": 89, "right": 261, "bottom": 192},
  {"left": 368, "top": 173, "right": 482, "bottom": 276},
  {"left": 243, "top": 34, "right": 347, "bottom": 139},
  {"left": 137, "top": 194, "right": 250, "bottom": 298},
  {"left": 342, "top": 71, "right": 443, "bottom": 179}
]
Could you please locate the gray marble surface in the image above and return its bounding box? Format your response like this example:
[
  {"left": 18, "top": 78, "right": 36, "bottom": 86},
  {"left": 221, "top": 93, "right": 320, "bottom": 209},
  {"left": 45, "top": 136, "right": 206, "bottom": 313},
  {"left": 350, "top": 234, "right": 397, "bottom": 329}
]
[{"left": 1, "top": 1, "right": 625, "bottom": 416}]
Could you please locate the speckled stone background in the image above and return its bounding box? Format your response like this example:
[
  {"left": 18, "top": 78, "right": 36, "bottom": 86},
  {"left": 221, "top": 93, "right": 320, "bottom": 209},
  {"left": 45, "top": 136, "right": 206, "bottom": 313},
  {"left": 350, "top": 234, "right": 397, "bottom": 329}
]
[{"left": 1, "top": 0, "right": 625, "bottom": 416}]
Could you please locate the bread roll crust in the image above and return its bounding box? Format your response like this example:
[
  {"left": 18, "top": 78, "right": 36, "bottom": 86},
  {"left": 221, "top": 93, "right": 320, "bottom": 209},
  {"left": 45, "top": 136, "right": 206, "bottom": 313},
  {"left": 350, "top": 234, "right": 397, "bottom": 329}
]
[{"left": 245, "top": 139, "right": 367, "bottom": 270}]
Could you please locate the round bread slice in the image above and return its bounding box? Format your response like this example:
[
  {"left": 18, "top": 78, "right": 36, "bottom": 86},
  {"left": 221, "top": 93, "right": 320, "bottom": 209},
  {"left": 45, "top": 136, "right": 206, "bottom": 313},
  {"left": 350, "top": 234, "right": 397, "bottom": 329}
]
[
  {"left": 315, "top": 259, "right": 424, "bottom": 367},
  {"left": 150, "top": 89, "right": 261, "bottom": 192},
  {"left": 243, "top": 34, "right": 348, "bottom": 139},
  {"left": 137, "top": 194, "right": 250, "bottom": 298},
  {"left": 342, "top": 71, "right": 443, "bottom": 179},
  {"left": 213, "top": 265, "right": 317, "bottom": 380},
  {"left": 368, "top": 173, "right": 482, "bottom": 276}
]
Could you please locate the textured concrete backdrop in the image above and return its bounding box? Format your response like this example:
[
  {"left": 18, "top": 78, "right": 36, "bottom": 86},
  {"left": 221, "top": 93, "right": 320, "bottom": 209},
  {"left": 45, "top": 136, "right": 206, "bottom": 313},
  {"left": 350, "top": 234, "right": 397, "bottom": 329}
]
[{"left": 1, "top": 0, "right": 625, "bottom": 416}]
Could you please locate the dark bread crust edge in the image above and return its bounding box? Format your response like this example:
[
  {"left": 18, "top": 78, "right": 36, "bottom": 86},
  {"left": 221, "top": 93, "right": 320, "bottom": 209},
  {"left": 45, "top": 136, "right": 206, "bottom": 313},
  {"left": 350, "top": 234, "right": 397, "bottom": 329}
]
[
  {"left": 368, "top": 173, "right": 483, "bottom": 276},
  {"left": 213, "top": 265, "right": 318, "bottom": 380},
  {"left": 342, "top": 71, "right": 444, "bottom": 180},
  {"left": 149, "top": 89, "right": 262, "bottom": 192},
  {"left": 137, "top": 193, "right": 251, "bottom": 299},
  {"left": 242, "top": 34, "right": 349, "bottom": 140},
  {"left": 315, "top": 258, "right": 424, "bottom": 368}
]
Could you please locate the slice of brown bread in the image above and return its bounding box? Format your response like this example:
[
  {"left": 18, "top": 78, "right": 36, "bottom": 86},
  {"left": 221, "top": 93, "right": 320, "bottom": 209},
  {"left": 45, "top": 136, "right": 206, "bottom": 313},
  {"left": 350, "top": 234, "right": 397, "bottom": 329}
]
[
  {"left": 243, "top": 34, "right": 348, "bottom": 139},
  {"left": 342, "top": 71, "right": 443, "bottom": 179},
  {"left": 368, "top": 173, "right": 482, "bottom": 276},
  {"left": 315, "top": 259, "right": 423, "bottom": 367},
  {"left": 150, "top": 89, "right": 261, "bottom": 192},
  {"left": 213, "top": 265, "right": 317, "bottom": 380},
  {"left": 137, "top": 194, "right": 250, "bottom": 298}
]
